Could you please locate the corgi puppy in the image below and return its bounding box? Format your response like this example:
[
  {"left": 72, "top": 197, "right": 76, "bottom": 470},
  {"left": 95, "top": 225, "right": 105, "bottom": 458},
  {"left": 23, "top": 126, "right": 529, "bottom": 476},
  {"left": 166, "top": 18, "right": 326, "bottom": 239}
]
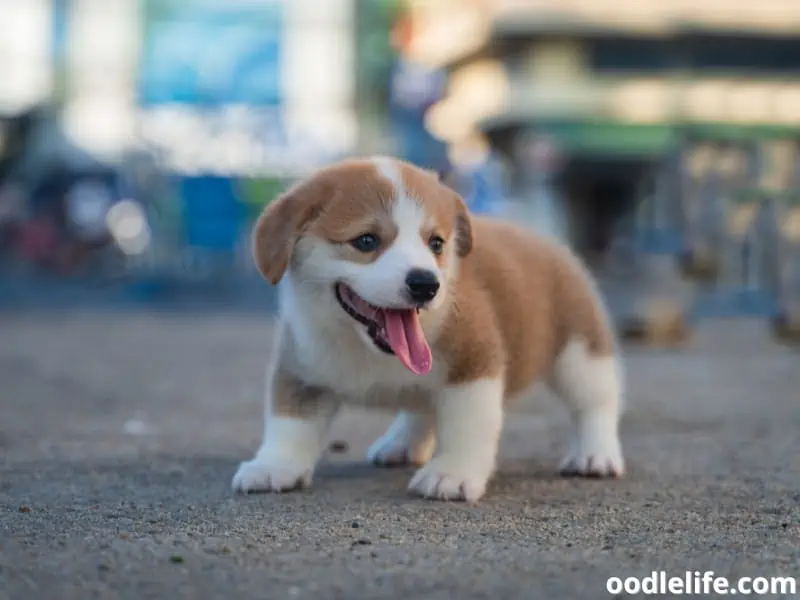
[{"left": 232, "top": 156, "right": 625, "bottom": 503}]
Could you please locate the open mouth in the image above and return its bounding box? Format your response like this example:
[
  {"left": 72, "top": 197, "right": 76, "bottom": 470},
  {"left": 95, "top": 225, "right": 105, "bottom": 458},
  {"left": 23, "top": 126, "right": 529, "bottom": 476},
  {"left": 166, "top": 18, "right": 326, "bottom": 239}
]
[{"left": 334, "top": 283, "right": 432, "bottom": 375}]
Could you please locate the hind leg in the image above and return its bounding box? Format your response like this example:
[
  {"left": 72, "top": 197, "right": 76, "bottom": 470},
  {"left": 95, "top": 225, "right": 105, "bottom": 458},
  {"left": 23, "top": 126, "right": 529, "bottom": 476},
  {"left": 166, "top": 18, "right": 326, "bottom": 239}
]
[
  {"left": 366, "top": 411, "right": 435, "bottom": 467},
  {"left": 550, "top": 339, "right": 625, "bottom": 477}
]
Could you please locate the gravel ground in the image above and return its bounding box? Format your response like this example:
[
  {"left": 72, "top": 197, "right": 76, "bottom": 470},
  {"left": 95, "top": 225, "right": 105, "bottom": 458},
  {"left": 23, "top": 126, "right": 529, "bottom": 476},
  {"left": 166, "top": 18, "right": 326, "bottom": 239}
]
[{"left": 0, "top": 311, "right": 798, "bottom": 599}]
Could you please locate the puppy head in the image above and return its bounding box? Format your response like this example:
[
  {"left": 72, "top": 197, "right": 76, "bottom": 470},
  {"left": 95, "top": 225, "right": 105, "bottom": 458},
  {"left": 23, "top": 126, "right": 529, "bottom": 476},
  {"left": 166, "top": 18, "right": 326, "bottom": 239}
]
[{"left": 252, "top": 156, "right": 472, "bottom": 375}]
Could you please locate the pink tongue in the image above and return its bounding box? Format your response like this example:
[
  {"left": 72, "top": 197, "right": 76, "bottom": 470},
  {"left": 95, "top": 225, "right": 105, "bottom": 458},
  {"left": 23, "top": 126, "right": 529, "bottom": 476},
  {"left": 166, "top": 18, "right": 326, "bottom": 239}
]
[{"left": 382, "top": 309, "right": 432, "bottom": 375}]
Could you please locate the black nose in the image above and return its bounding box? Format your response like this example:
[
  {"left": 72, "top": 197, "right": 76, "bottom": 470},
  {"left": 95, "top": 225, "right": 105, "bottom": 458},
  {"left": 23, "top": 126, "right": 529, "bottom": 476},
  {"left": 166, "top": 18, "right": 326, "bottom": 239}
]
[{"left": 405, "top": 269, "right": 440, "bottom": 304}]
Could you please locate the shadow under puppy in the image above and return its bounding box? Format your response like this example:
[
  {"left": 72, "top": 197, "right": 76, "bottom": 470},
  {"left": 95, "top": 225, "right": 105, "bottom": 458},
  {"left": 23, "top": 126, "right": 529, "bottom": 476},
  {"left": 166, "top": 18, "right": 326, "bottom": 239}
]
[{"left": 233, "top": 156, "right": 625, "bottom": 503}]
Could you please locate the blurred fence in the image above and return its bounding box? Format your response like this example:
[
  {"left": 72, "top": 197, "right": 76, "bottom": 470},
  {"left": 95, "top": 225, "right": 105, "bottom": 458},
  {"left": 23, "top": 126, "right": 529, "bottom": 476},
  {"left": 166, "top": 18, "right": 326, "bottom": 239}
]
[{"left": 602, "top": 131, "right": 800, "bottom": 344}]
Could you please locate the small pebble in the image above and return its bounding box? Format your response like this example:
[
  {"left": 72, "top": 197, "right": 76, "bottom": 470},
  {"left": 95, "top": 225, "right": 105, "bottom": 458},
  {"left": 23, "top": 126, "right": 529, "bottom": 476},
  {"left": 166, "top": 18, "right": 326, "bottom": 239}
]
[{"left": 329, "top": 440, "right": 349, "bottom": 453}]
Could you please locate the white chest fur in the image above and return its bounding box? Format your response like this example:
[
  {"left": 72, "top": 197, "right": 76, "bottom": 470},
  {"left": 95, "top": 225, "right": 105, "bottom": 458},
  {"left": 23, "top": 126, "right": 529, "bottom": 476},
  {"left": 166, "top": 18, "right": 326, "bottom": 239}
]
[{"left": 276, "top": 277, "right": 444, "bottom": 406}]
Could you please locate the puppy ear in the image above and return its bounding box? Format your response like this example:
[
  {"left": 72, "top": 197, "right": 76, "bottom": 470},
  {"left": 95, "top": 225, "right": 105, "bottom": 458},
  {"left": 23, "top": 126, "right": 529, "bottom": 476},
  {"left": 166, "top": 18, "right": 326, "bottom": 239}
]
[
  {"left": 251, "top": 178, "right": 327, "bottom": 285},
  {"left": 453, "top": 192, "right": 473, "bottom": 257}
]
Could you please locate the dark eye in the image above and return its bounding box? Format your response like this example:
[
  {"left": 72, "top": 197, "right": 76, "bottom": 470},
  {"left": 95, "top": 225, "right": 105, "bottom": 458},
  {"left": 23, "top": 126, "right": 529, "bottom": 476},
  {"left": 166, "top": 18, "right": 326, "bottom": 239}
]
[
  {"left": 428, "top": 235, "right": 445, "bottom": 255},
  {"left": 350, "top": 233, "right": 380, "bottom": 253}
]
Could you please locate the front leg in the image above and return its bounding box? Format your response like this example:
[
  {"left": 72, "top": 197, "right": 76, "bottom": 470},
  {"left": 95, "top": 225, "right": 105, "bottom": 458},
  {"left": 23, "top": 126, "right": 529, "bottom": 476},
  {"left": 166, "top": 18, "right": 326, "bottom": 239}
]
[
  {"left": 367, "top": 411, "right": 436, "bottom": 467},
  {"left": 408, "top": 377, "right": 504, "bottom": 503},
  {"left": 232, "top": 370, "right": 339, "bottom": 494}
]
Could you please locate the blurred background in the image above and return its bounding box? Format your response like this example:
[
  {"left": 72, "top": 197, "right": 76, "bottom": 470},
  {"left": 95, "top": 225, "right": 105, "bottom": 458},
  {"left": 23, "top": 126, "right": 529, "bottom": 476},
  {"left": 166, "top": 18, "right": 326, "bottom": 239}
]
[
  {"left": 1, "top": 0, "right": 800, "bottom": 344},
  {"left": 2, "top": 7, "right": 798, "bottom": 595}
]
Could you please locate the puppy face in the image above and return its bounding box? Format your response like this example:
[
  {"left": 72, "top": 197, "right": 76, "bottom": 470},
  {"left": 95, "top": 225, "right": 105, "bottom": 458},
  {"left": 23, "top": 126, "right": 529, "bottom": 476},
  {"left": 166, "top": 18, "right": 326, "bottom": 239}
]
[{"left": 252, "top": 157, "right": 472, "bottom": 375}]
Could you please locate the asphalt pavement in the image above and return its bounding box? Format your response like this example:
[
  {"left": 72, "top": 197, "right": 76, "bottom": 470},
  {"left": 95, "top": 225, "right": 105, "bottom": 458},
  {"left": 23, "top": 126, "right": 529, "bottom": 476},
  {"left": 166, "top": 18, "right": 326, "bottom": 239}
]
[{"left": 1, "top": 311, "right": 798, "bottom": 599}]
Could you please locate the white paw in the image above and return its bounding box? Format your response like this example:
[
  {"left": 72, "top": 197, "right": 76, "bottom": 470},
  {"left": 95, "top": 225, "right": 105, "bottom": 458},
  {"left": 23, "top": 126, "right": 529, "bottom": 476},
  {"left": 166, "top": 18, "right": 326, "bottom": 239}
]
[
  {"left": 559, "top": 434, "right": 625, "bottom": 478},
  {"left": 408, "top": 454, "right": 492, "bottom": 503},
  {"left": 231, "top": 456, "right": 313, "bottom": 493},
  {"left": 366, "top": 425, "right": 434, "bottom": 467}
]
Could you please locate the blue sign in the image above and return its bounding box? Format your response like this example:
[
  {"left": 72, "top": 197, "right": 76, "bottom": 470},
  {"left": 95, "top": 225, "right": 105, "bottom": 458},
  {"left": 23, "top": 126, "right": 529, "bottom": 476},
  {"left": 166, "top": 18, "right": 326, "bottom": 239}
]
[{"left": 138, "top": 0, "right": 282, "bottom": 107}]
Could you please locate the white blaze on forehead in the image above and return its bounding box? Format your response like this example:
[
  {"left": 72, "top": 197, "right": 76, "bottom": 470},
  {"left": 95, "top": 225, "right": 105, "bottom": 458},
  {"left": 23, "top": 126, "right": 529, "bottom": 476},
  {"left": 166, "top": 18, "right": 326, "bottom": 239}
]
[
  {"left": 371, "top": 156, "right": 435, "bottom": 237},
  {"left": 384, "top": 193, "right": 439, "bottom": 278},
  {"left": 372, "top": 156, "right": 405, "bottom": 197},
  {"left": 370, "top": 156, "right": 440, "bottom": 287},
  {"left": 327, "top": 156, "right": 441, "bottom": 309},
  {"left": 392, "top": 191, "right": 428, "bottom": 235}
]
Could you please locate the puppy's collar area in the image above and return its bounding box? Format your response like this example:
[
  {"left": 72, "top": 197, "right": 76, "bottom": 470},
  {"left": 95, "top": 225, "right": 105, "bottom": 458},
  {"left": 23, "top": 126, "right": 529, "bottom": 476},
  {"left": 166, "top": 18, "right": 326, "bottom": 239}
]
[{"left": 334, "top": 283, "right": 432, "bottom": 375}]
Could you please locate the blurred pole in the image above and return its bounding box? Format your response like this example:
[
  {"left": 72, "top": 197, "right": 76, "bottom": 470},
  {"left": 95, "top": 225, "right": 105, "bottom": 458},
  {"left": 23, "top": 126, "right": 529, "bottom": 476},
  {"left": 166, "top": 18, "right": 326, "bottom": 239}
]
[
  {"left": 525, "top": 164, "right": 569, "bottom": 242},
  {"left": 717, "top": 146, "right": 756, "bottom": 295},
  {"left": 0, "top": 0, "right": 54, "bottom": 112},
  {"left": 679, "top": 143, "right": 726, "bottom": 282},
  {"left": 513, "top": 134, "right": 569, "bottom": 242},
  {"left": 773, "top": 201, "right": 800, "bottom": 343},
  {"left": 354, "top": 0, "right": 401, "bottom": 155},
  {"left": 617, "top": 160, "right": 692, "bottom": 347},
  {"left": 51, "top": 0, "right": 69, "bottom": 106},
  {"left": 771, "top": 140, "right": 800, "bottom": 343}
]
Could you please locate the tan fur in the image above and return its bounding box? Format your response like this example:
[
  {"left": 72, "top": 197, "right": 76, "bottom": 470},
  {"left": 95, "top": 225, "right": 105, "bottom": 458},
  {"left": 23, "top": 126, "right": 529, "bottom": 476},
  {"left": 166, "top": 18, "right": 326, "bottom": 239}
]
[
  {"left": 253, "top": 160, "right": 399, "bottom": 283},
  {"left": 255, "top": 159, "right": 473, "bottom": 283},
  {"left": 398, "top": 163, "right": 473, "bottom": 258},
  {"left": 236, "top": 156, "right": 625, "bottom": 500},
  {"left": 252, "top": 176, "right": 327, "bottom": 284},
  {"left": 255, "top": 158, "right": 614, "bottom": 401},
  {"left": 435, "top": 216, "right": 614, "bottom": 396}
]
